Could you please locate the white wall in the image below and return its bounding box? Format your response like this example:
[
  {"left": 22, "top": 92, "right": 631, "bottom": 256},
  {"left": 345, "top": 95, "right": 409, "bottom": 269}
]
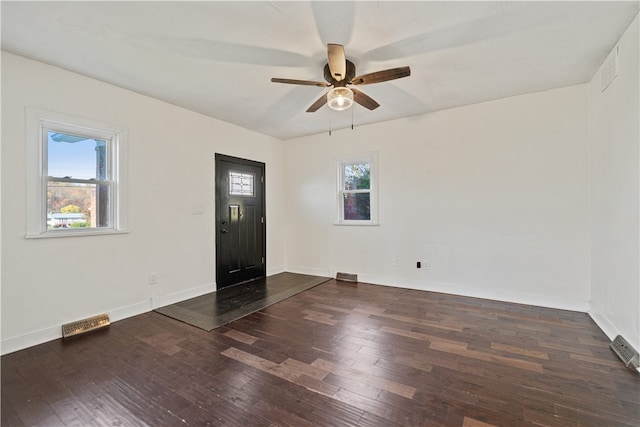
[
  {"left": 285, "top": 84, "right": 591, "bottom": 311},
  {"left": 1, "top": 52, "right": 286, "bottom": 354},
  {"left": 588, "top": 15, "right": 640, "bottom": 351}
]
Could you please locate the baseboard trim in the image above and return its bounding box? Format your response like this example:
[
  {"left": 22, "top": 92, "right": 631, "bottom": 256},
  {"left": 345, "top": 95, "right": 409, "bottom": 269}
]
[
  {"left": 285, "top": 265, "right": 335, "bottom": 278},
  {"left": 1, "top": 324, "right": 62, "bottom": 356},
  {"left": 285, "top": 266, "right": 589, "bottom": 312},
  {"left": 588, "top": 310, "right": 621, "bottom": 342},
  {"left": 363, "top": 274, "right": 589, "bottom": 312},
  {"left": 267, "top": 265, "right": 286, "bottom": 277},
  {"left": 151, "top": 282, "right": 216, "bottom": 310},
  {"left": 110, "top": 300, "right": 152, "bottom": 322},
  {"left": 1, "top": 282, "right": 216, "bottom": 355}
]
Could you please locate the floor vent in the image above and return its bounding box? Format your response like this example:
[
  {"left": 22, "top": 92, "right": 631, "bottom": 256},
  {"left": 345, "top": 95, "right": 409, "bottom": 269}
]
[
  {"left": 610, "top": 335, "right": 639, "bottom": 371},
  {"left": 336, "top": 272, "right": 357, "bottom": 283},
  {"left": 62, "top": 313, "right": 110, "bottom": 339}
]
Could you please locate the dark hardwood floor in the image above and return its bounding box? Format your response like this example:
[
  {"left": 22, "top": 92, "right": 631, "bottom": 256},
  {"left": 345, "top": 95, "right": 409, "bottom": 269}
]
[{"left": 2, "top": 280, "right": 638, "bottom": 426}]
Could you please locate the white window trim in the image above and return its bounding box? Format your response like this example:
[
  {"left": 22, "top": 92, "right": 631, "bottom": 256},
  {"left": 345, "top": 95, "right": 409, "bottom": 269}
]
[
  {"left": 25, "top": 107, "right": 129, "bottom": 238},
  {"left": 335, "top": 152, "right": 379, "bottom": 226}
]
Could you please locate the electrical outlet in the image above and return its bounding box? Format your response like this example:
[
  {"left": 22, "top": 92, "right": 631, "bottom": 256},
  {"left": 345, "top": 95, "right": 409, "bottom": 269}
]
[
  {"left": 149, "top": 273, "right": 158, "bottom": 285},
  {"left": 392, "top": 257, "right": 397, "bottom": 266},
  {"left": 417, "top": 260, "right": 430, "bottom": 269}
]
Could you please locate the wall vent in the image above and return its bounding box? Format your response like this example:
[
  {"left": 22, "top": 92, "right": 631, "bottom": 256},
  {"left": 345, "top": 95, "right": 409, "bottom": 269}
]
[
  {"left": 610, "top": 335, "right": 639, "bottom": 371},
  {"left": 336, "top": 272, "right": 357, "bottom": 283},
  {"left": 62, "top": 313, "right": 110, "bottom": 339}
]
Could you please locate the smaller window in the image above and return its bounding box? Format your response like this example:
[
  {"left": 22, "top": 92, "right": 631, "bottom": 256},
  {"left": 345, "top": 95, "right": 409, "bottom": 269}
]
[{"left": 336, "top": 153, "right": 378, "bottom": 225}]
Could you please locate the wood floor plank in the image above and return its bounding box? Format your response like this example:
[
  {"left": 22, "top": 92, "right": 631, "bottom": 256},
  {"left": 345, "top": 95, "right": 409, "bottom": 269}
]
[
  {"left": 332, "top": 387, "right": 424, "bottom": 426},
  {"left": 311, "top": 357, "right": 416, "bottom": 399},
  {"left": 224, "top": 328, "right": 259, "bottom": 345},
  {"left": 489, "top": 342, "right": 550, "bottom": 360},
  {"left": 462, "top": 416, "right": 498, "bottom": 427}
]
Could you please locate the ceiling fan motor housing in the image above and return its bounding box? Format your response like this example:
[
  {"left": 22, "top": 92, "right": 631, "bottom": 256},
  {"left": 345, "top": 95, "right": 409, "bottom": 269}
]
[{"left": 324, "top": 60, "right": 356, "bottom": 86}]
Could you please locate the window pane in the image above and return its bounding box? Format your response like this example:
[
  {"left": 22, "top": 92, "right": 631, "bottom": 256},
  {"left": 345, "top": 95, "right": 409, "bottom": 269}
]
[
  {"left": 229, "top": 171, "right": 254, "bottom": 196},
  {"left": 47, "top": 132, "right": 107, "bottom": 180},
  {"left": 47, "top": 181, "right": 109, "bottom": 229},
  {"left": 344, "top": 163, "right": 371, "bottom": 190},
  {"left": 343, "top": 192, "right": 371, "bottom": 220}
]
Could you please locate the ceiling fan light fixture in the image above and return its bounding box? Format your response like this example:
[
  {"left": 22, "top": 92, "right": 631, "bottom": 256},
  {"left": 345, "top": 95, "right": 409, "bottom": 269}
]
[{"left": 327, "top": 87, "right": 354, "bottom": 111}]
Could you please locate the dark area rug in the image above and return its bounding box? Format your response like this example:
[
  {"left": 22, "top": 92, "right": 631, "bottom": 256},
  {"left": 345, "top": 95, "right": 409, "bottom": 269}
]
[{"left": 154, "top": 272, "right": 331, "bottom": 331}]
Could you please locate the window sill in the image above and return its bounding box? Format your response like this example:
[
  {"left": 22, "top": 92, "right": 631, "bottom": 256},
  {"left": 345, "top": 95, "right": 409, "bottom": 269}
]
[
  {"left": 333, "top": 222, "right": 379, "bottom": 226},
  {"left": 25, "top": 229, "right": 130, "bottom": 239}
]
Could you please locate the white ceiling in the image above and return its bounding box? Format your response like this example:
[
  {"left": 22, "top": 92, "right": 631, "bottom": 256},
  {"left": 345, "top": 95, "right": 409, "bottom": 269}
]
[{"left": 2, "top": 1, "right": 638, "bottom": 140}]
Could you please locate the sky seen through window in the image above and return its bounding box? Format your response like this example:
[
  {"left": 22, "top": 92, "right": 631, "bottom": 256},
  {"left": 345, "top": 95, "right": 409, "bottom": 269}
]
[{"left": 47, "top": 131, "right": 105, "bottom": 180}]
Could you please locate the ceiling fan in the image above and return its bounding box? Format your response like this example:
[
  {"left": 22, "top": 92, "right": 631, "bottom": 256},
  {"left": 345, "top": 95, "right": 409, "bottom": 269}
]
[{"left": 271, "top": 44, "right": 411, "bottom": 112}]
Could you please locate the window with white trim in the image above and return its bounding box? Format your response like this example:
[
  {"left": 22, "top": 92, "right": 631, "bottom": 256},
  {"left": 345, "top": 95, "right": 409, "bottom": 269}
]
[
  {"left": 26, "top": 108, "right": 128, "bottom": 238},
  {"left": 336, "top": 153, "right": 378, "bottom": 225}
]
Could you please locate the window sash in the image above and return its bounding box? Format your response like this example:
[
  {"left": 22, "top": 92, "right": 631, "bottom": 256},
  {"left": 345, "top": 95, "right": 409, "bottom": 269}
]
[
  {"left": 26, "top": 107, "right": 128, "bottom": 238},
  {"left": 335, "top": 153, "right": 378, "bottom": 225},
  {"left": 46, "top": 177, "right": 111, "bottom": 185},
  {"left": 42, "top": 128, "right": 112, "bottom": 179},
  {"left": 342, "top": 189, "right": 370, "bottom": 194},
  {"left": 342, "top": 163, "right": 371, "bottom": 191},
  {"left": 42, "top": 129, "right": 115, "bottom": 232},
  {"left": 46, "top": 180, "right": 113, "bottom": 230}
]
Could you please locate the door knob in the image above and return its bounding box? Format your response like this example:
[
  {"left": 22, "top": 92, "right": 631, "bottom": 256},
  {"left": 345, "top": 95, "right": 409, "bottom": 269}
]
[{"left": 221, "top": 228, "right": 228, "bottom": 233}]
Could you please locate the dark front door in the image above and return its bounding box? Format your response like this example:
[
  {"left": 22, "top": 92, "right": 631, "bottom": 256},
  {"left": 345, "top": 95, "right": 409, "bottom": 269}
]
[{"left": 215, "top": 154, "right": 266, "bottom": 289}]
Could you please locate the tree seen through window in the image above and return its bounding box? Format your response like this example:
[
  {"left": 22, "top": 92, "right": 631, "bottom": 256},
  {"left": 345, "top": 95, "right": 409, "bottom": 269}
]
[{"left": 343, "top": 162, "right": 371, "bottom": 220}]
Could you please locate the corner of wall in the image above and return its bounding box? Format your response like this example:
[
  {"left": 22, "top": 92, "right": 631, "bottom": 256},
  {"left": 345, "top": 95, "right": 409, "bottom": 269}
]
[
  {"left": 587, "top": 13, "right": 640, "bottom": 351},
  {"left": 588, "top": 309, "right": 621, "bottom": 342}
]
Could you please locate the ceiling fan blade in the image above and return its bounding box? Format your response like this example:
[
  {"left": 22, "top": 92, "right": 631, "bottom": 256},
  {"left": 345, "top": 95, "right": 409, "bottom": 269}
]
[
  {"left": 306, "top": 92, "right": 328, "bottom": 112},
  {"left": 351, "top": 66, "right": 411, "bottom": 85},
  {"left": 351, "top": 88, "right": 380, "bottom": 110},
  {"left": 271, "top": 78, "right": 330, "bottom": 87},
  {"left": 327, "top": 44, "right": 347, "bottom": 82}
]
